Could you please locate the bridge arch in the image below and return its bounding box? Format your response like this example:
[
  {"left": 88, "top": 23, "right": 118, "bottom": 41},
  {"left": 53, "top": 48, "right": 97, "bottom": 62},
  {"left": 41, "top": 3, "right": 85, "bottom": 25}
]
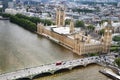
[
  {"left": 32, "top": 72, "right": 52, "bottom": 79},
  {"left": 16, "top": 77, "right": 31, "bottom": 80},
  {"left": 54, "top": 68, "right": 70, "bottom": 74},
  {"left": 85, "top": 62, "right": 97, "bottom": 66},
  {"left": 71, "top": 64, "right": 84, "bottom": 69}
]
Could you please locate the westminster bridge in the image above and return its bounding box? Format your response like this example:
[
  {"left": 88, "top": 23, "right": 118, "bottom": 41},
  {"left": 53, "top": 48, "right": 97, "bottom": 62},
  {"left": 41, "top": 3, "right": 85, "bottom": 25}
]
[{"left": 0, "top": 53, "right": 117, "bottom": 80}]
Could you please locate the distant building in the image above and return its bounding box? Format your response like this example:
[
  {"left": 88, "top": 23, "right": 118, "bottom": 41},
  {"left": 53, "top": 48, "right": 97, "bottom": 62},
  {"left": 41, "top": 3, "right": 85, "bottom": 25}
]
[
  {"left": 117, "top": 2, "right": 120, "bottom": 7},
  {"left": 8, "top": 2, "right": 14, "bottom": 8},
  {"left": 95, "top": 21, "right": 120, "bottom": 33},
  {"left": 2, "top": 0, "right": 9, "bottom": 11},
  {"left": 37, "top": 6, "right": 113, "bottom": 55},
  {"left": 5, "top": 8, "right": 17, "bottom": 14}
]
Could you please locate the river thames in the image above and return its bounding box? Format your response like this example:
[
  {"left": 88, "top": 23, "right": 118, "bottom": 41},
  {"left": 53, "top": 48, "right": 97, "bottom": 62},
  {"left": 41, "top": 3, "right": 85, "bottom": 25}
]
[{"left": 0, "top": 20, "right": 111, "bottom": 80}]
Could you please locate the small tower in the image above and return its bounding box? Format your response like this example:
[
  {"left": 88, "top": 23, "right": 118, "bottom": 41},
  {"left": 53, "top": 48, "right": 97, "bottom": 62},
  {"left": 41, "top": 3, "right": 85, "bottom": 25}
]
[
  {"left": 86, "top": 35, "right": 91, "bottom": 43},
  {"left": 73, "top": 33, "right": 85, "bottom": 55},
  {"left": 37, "top": 23, "right": 44, "bottom": 34},
  {"left": 73, "top": 33, "right": 80, "bottom": 54},
  {"left": 56, "top": 6, "right": 65, "bottom": 27},
  {"left": 102, "top": 20, "right": 113, "bottom": 53},
  {"left": 70, "top": 19, "right": 75, "bottom": 33}
]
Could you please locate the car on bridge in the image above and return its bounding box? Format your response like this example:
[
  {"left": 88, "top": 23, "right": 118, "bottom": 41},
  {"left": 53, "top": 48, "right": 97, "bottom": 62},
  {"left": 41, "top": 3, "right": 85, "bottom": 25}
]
[{"left": 56, "top": 61, "right": 62, "bottom": 66}]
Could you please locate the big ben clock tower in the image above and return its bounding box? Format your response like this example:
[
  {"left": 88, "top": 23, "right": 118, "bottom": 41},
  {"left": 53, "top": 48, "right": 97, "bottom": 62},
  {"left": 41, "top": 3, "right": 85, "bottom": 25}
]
[{"left": 102, "top": 20, "right": 113, "bottom": 53}]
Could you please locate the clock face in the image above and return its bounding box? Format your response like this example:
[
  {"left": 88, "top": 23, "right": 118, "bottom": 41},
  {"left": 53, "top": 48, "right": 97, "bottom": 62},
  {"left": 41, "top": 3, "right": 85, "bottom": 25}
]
[
  {"left": 105, "top": 30, "right": 108, "bottom": 32},
  {"left": 109, "top": 30, "right": 112, "bottom": 32}
]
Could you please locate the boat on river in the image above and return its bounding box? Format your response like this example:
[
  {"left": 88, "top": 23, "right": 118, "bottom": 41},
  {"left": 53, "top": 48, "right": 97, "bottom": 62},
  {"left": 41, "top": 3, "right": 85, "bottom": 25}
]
[{"left": 99, "top": 69, "right": 120, "bottom": 80}]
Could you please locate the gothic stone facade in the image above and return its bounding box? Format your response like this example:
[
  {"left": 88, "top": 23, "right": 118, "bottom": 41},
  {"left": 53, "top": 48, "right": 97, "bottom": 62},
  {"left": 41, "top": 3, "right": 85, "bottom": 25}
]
[
  {"left": 37, "top": 23, "right": 112, "bottom": 55},
  {"left": 37, "top": 6, "right": 112, "bottom": 55}
]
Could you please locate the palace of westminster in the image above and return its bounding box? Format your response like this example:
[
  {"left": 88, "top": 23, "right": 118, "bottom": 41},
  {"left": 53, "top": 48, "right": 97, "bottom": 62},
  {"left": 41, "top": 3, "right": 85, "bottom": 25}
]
[{"left": 37, "top": 6, "right": 113, "bottom": 55}]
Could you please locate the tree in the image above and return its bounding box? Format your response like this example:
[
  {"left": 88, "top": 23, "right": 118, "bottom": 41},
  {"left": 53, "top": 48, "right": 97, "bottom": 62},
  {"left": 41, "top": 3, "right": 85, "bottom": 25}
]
[
  {"left": 10, "top": 15, "right": 37, "bottom": 32},
  {"left": 115, "top": 58, "right": 120, "bottom": 67},
  {"left": 0, "top": 8, "right": 2, "bottom": 12},
  {"left": 99, "top": 29, "right": 104, "bottom": 35},
  {"left": 87, "top": 25, "right": 95, "bottom": 31},
  {"left": 15, "top": 14, "right": 30, "bottom": 20},
  {"left": 88, "top": 53, "right": 98, "bottom": 56},
  {"left": 1, "top": 13, "right": 54, "bottom": 31},
  {"left": 100, "top": 20, "right": 108, "bottom": 24},
  {"left": 15, "top": 14, "right": 54, "bottom": 25},
  {"left": 72, "top": 9, "right": 94, "bottom": 14},
  {"left": 113, "top": 36, "right": 120, "bottom": 41},
  {"left": 110, "top": 47, "right": 118, "bottom": 52},
  {"left": 75, "top": 20, "right": 85, "bottom": 28},
  {"left": 65, "top": 19, "right": 71, "bottom": 25},
  {"left": 118, "top": 42, "right": 120, "bottom": 46},
  {"left": 1, "top": 13, "right": 12, "bottom": 18}
]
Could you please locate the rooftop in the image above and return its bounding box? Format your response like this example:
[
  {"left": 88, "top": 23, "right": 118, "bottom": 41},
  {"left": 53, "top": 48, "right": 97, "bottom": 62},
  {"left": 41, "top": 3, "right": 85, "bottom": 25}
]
[{"left": 52, "top": 27, "right": 70, "bottom": 34}]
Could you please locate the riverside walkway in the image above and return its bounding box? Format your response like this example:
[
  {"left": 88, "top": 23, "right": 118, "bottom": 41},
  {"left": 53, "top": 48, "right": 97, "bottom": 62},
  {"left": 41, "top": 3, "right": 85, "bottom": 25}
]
[
  {"left": 0, "top": 54, "right": 117, "bottom": 80},
  {"left": 0, "top": 17, "right": 9, "bottom": 20}
]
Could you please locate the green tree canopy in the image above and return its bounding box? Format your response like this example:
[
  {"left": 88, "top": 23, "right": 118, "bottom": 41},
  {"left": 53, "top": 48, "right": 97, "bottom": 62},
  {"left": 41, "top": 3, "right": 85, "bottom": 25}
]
[
  {"left": 115, "top": 58, "right": 120, "bottom": 67},
  {"left": 75, "top": 20, "right": 85, "bottom": 28},
  {"left": 87, "top": 25, "right": 95, "bottom": 31},
  {"left": 15, "top": 14, "right": 54, "bottom": 25},
  {"left": 110, "top": 46, "right": 119, "bottom": 52},
  {"left": 65, "top": 19, "right": 71, "bottom": 25},
  {"left": 10, "top": 15, "right": 36, "bottom": 32},
  {"left": 113, "top": 36, "right": 120, "bottom": 42},
  {"left": 100, "top": 20, "right": 108, "bottom": 24},
  {"left": 88, "top": 53, "right": 98, "bottom": 56},
  {"left": 0, "top": 8, "right": 2, "bottom": 12},
  {"left": 99, "top": 29, "right": 104, "bottom": 35},
  {"left": 1, "top": 13, "right": 12, "bottom": 18},
  {"left": 72, "top": 9, "right": 94, "bottom": 13}
]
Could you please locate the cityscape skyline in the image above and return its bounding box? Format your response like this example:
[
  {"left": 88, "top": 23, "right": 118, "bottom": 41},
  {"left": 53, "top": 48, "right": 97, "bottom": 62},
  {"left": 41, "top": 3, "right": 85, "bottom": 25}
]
[
  {"left": 12, "top": 0, "right": 120, "bottom": 2},
  {"left": 27, "top": 0, "right": 120, "bottom": 2}
]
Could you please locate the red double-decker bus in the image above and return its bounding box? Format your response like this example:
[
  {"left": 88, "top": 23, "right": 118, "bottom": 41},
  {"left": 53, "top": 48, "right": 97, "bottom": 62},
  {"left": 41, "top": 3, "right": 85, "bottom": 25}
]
[{"left": 56, "top": 61, "right": 62, "bottom": 66}]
